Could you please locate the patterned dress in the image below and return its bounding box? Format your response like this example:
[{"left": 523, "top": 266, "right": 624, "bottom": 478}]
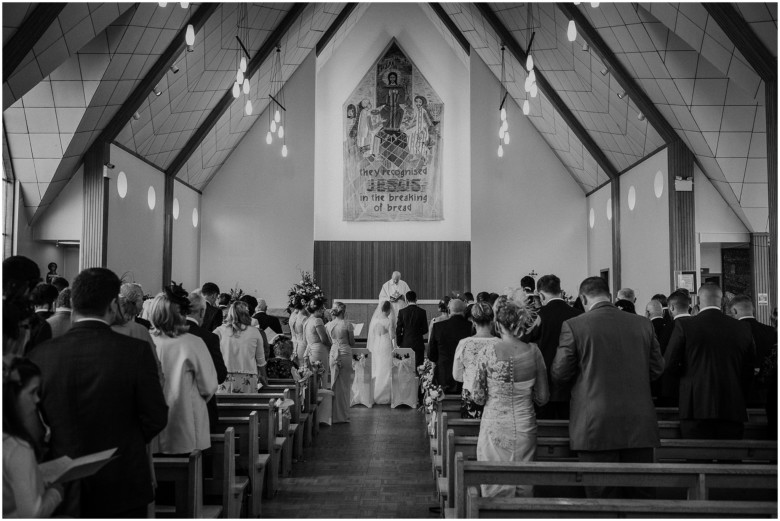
[
  {"left": 473, "top": 342, "right": 549, "bottom": 497},
  {"left": 453, "top": 336, "right": 500, "bottom": 419}
]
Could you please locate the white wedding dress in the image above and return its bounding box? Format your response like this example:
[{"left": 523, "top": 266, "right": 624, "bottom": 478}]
[{"left": 367, "top": 310, "right": 394, "bottom": 404}]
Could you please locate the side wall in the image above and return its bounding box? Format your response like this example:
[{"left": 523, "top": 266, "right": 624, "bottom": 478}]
[
  {"left": 587, "top": 183, "right": 613, "bottom": 291},
  {"left": 171, "top": 180, "right": 201, "bottom": 291},
  {"left": 200, "top": 52, "right": 316, "bottom": 308},
  {"left": 470, "top": 52, "right": 587, "bottom": 296}
]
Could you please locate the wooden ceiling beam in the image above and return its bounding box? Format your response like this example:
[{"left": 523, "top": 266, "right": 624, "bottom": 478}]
[
  {"left": 428, "top": 3, "right": 470, "bottom": 56},
  {"left": 316, "top": 3, "right": 358, "bottom": 57}
]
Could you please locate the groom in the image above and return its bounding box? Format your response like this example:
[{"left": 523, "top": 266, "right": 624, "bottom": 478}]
[
  {"left": 379, "top": 271, "right": 410, "bottom": 316},
  {"left": 396, "top": 290, "right": 428, "bottom": 367}
]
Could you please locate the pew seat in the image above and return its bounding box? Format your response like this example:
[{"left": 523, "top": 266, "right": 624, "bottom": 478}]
[{"left": 153, "top": 450, "right": 222, "bottom": 518}]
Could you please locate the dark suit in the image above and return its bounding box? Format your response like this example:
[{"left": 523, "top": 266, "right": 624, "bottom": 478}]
[
  {"left": 649, "top": 317, "right": 667, "bottom": 401},
  {"left": 396, "top": 303, "right": 428, "bottom": 367},
  {"left": 186, "top": 318, "right": 228, "bottom": 432},
  {"left": 203, "top": 302, "right": 223, "bottom": 332},
  {"left": 526, "top": 299, "right": 582, "bottom": 419},
  {"left": 253, "top": 311, "right": 283, "bottom": 335},
  {"left": 428, "top": 314, "right": 472, "bottom": 393},
  {"left": 665, "top": 308, "right": 756, "bottom": 439},
  {"left": 30, "top": 321, "right": 168, "bottom": 517},
  {"left": 656, "top": 315, "right": 692, "bottom": 407}
]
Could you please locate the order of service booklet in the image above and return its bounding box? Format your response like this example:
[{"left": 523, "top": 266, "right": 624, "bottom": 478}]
[{"left": 39, "top": 448, "right": 117, "bottom": 485}]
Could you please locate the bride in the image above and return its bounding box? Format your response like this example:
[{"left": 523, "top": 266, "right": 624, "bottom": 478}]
[{"left": 367, "top": 300, "right": 396, "bottom": 404}]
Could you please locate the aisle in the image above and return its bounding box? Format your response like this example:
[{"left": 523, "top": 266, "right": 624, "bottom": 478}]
[{"left": 263, "top": 404, "right": 437, "bottom": 518}]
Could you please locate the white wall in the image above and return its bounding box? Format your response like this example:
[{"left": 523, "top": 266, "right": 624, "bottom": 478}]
[
  {"left": 314, "top": 2, "right": 470, "bottom": 241},
  {"left": 470, "top": 52, "right": 587, "bottom": 297},
  {"left": 586, "top": 183, "right": 613, "bottom": 291},
  {"left": 700, "top": 242, "right": 722, "bottom": 273},
  {"left": 694, "top": 164, "right": 750, "bottom": 241},
  {"left": 35, "top": 165, "right": 83, "bottom": 241},
  {"left": 171, "top": 180, "right": 201, "bottom": 291},
  {"left": 200, "top": 52, "right": 316, "bottom": 308},
  {"left": 106, "top": 144, "right": 164, "bottom": 294},
  {"left": 619, "top": 148, "right": 670, "bottom": 306}
]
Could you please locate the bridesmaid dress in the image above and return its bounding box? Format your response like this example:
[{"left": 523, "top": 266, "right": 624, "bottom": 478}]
[{"left": 326, "top": 319, "right": 354, "bottom": 423}]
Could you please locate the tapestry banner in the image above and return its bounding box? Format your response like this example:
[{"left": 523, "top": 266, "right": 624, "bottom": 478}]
[{"left": 343, "top": 39, "right": 443, "bottom": 221}]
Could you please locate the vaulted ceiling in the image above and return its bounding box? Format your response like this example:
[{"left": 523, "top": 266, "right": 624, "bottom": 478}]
[{"left": 2, "top": 2, "right": 776, "bottom": 233}]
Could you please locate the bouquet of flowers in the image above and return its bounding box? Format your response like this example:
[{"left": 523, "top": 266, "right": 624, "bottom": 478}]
[
  {"left": 287, "top": 270, "right": 326, "bottom": 308},
  {"left": 352, "top": 353, "right": 368, "bottom": 362},
  {"left": 310, "top": 360, "right": 325, "bottom": 375},
  {"left": 393, "top": 352, "right": 411, "bottom": 360},
  {"left": 296, "top": 365, "right": 313, "bottom": 381}
]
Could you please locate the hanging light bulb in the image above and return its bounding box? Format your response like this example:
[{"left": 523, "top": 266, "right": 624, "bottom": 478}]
[
  {"left": 274, "top": 110, "right": 281, "bottom": 123},
  {"left": 266, "top": 131, "right": 273, "bottom": 145},
  {"left": 497, "top": 144, "right": 504, "bottom": 158},
  {"left": 270, "top": 120, "right": 277, "bottom": 133},
  {"left": 500, "top": 107, "right": 507, "bottom": 121},
  {"left": 278, "top": 125, "right": 284, "bottom": 138},
  {"left": 591, "top": 2, "right": 599, "bottom": 7},
  {"left": 526, "top": 54, "right": 533, "bottom": 72},
  {"left": 504, "top": 132, "right": 510, "bottom": 145},
  {"left": 528, "top": 69, "right": 536, "bottom": 84},
  {"left": 158, "top": 2, "right": 167, "bottom": 6},
  {"left": 282, "top": 144, "right": 288, "bottom": 157},
  {"left": 499, "top": 126, "right": 506, "bottom": 139},
  {"left": 236, "top": 69, "right": 244, "bottom": 84},
  {"left": 185, "top": 24, "right": 195, "bottom": 46},
  {"left": 180, "top": 2, "right": 189, "bottom": 8},
  {"left": 567, "top": 20, "right": 577, "bottom": 42},
  {"left": 245, "top": 99, "right": 253, "bottom": 116},
  {"left": 574, "top": 1, "right": 580, "bottom": 4},
  {"left": 232, "top": 82, "right": 240, "bottom": 98},
  {"left": 501, "top": 119, "right": 509, "bottom": 132},
  {"left": 239, "top": 57, "right": 247, "bottom": 73},
  {"left": 242, "top": 78, "right": 250, "bottom": 94},
  {"left": 524, "top": 75, "right": 532, "bottom": 92},
  {"left": 530, "top": 83, "right": 538, "bottom": 98},
  {"left": 522, "top": 99, "right": 530, "bottom": 115}
]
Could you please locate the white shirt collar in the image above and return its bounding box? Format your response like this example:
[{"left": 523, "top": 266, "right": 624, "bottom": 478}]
[
  {"left": 186, "top": 317, "right": 199, "bottom": 325},
  {"left": 74, "top": 318, "right": 110, "bottom": 325},
  {"left": 545, "top": 297, "right": 564, "bottom": 304},
  {"left": 699, "top": 306, "right": 721, "bottom": 312},
  {"left": 54, "top": 307, "right": 71, "bottom": 313},
  {"left": 738, "top": 316, "right": 755, "bottom": 321},
  {"left": 673, "top": 313, "right": 690, "bottom": 319}
]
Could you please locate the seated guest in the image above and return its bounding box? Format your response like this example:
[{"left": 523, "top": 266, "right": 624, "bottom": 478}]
[
  {"left": 215, "top": 302, "right": 268, "bottom": 393},
  {"left": 3, "top": 357, "right": 63, "bottom": 518},
  {"left": 185, "top": 291, "right": 227, "bottom": 433},
  {"left": 112, "top": 282, "right": 163, "bottom": 385},
  {"left": 29, "top": 268, "right": 168, "bottom": 517},
  {"left": 665, "top": 284, "right": 755, "bottom": 439},
  {"left": 453, "top": 302, "right": 499, "bottom": 419},
  {"left": 253, "top": 299, "right": 283, "bottom": 335},
  {"left": 266, "top": 335, "right": 299, "bottom": 379},
  {"left": 149, "top": 286, "right": 218, "bottom": 454},
  {"left": 46, "top": 288, "right": 73, "bottom": 338},
  {"left": 50, "top": 277, "right": 69, "bottom": 294}
]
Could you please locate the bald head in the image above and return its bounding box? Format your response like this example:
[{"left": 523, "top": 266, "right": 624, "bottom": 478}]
[
  {"left": 698, "top": 284, "right": 722, "bottom": 308},
  {"left": 617, "top": 288, "right": 636, "bottom": 303},
  {"left": 645, "top": 299, "right": 663, "bottom": 319},
  {"left": 448, "top": 298, "right": 466, "bottom": 315},
  {"left": 391, "top": 271, "right": 401, "bottom": 283},
  {"left": 257, "top": 298, "right": 268, "bottom": 312}
]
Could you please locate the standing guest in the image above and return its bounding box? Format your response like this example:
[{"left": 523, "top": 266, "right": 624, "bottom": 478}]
[
  {"left": 265, "top": 336, "right": 298, "bottom": 379},
  {"left": 463, "top": 292, "right": 475, "bottom": 306},
  {"left": 50, "top": 277, "right": 69, "bottom": 294},
  {"left": 472, "top": 296, "right": 548, "bottom": 497},
  {"left": 149, "top": 288, "right": 218, "bottom": 454},
  {"left": 253, "top": 299, "right": 283, "bottom": 335},
  {"left": 46, "top": 288, "right": 73, "bottom": 338},
  {"left": 112, "top": 283, "right": 163, "bottom": 385},
  {"left": 217, "top": 293, "right": 231, "bottom": 311},
  {"left": 666, "top": 284, "right": 756, "bottom": 439},
  {"left": 201, "top": 282, "right": 223, "bottom": 332},
  {"left": 453, "top": 302, "right": 499, "bottom": 419},
  {"left": 326, "top": 302, "right": 355, "bottom": 423},
  {"left": 488, "top": 293, "right": 500, "bottom": 307},
  {"left": 28, "top": 284, "right": 57, "bottom": 352},
  {"left": 476, "top": 291, "right": 490, "bottom": 303},
  {"left": 526, "top": 274, "right": 582, "bottom": 420},
  {"left": 304, "top": 298, "right": 332, "bottom": 387},
  {"left": 215, "top": 301, "right": 268, "bottom": 393},
  {"left": 44, "top": 263, "right": 58, "bottom": 285},
  {"left": 552, "top": 276, "right": 663, "bottom": 499},
  {"left": 2, "top": 256, "right": 47, "bottom": 357},
  {"left": 428, "top": 299, "right": 472, "bottom": 394},
  {"left": 3, "top": 357, "right": 63, "bottom": 518},
  {"left": 652, "top": 293, "right": 672, "bottom": 327},
  {"left": 185, "top": 291, "right": 228, "bottom": 433},
  {"left": 645, "top": 300, "right": 666, "bottom": 340},
  {"left": 427, "top": 296, "right": 451, "bottom": 357},
  {"left": 729, "top": 295, "right": 776, "bottom": 386},
  {"left": 29, "top": 267, "right": 168, "bottom": 517},
  {"left": 617, "top": 287, "right": 636, "bottom": 304},
  {"left": 656, "top": 290, "right": 692, "bottom": 407},
  {"left": 240, "top": 294, "right": 269, "bottom": 360},
  {"left": 289, "top": 296, "right": 309, "bottom": 363},
  {"left": 396, "top": 291, "right": 428, "bottom": 368}
]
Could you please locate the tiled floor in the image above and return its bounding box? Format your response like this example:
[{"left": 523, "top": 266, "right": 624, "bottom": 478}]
[{"left": 262, "top": 404, "right": 438, "bottom": 518}]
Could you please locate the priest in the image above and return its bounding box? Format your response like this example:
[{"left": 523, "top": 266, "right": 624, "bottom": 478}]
[{"left": 379, "top": 271, "right": 410, "bottom": 316}]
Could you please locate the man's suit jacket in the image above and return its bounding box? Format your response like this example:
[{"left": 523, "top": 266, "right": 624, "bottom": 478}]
[
  {"left": 186, "top": 319, "right": 229, "bottom": 431},
  {"left": 253, "top": 311, "right": 282, "bottom": 335},
  {"left": 203, "top": 302, "right": 223, "bottom": 332},
  {"left": 29, "top": 321, "right": 168, "bottom": 517},
  {"left": 551, "top": 301, "right": 664, "bottom": 451},
  {"left": 651, "top": 317, "right": 666, "bottom": 340},
  {"left": 428, "top": 314, "right": 473, "bottom": 391},
  {"left": 665, "top": 309, "right": 756, "bottom": 422},
  {"left": 396, "top": 304, "right": 428, "bottom": 364},
  {"left": 657, "top": 316, "right": 692, "bottom": 405},
  {"left": 742, "top": 317, "right": 777, "bottom": 366},
  {"left": 526, "top": 299, "right": 582, "bottom": 402}
]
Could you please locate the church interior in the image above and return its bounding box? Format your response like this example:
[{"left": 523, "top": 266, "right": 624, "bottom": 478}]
[{"left": 2, "top": 1, "right": 778, "bottom": 518}]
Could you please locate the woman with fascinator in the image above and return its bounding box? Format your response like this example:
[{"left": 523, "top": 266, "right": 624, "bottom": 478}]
[
  {"left": 149, "top": 284, "right": 218, "bottom": 454},
  {"left": 367, "top": 300, "right": 396, "bottom": 404}
]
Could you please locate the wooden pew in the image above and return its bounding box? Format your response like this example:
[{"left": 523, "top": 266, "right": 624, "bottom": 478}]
[
  {"left": 205, "top": 427, "right": 249, "bottom": 518},
  {"left": 260, "top": 383, "right": 306, "bottom": 462},
  {"left": 269, "top": 374, "right": 315, "bottom": 448},
  {"left": 215, "top": 412, "right": 266, "bottom": 517},
  {"left": 153, "top": 450, "right": 222, "bottom": 518},
  {"left": 246, "top": 388, "right": 298, "bottom": 474},
  {"left": 453, "top": 454, "right": 777, "bottom": 518},
  {"left": 217, "top": 398, "right": 280, "bottom": 499},
  {"left": 465, "top": 488, "right": 777, "bottom": 518}
]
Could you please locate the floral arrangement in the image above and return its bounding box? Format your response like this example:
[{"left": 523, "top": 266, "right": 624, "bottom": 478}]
[
  {"left": 296, "top": 365, "right": 313, "bottom": 381},
  {"left": 287, "top": 270, "right": 326, "bottom": 308},
  {"left": 417, "top": 359, "right": 443, "bottom": 415},
  {"left": 352, "top": 353, "right": 368, "bottom": 362},
  {"left": 310, "top": 360, "right": 325, "bottom": 375},
  {"left": 393, "top": 353, "right": 411, "bottom": 360}
]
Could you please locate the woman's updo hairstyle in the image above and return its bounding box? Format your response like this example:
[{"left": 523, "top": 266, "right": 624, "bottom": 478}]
[
  {"left": 493, "top": 294, "right": 530, "bottom": 336},
  {"left": 307, "top": 297, "right": 324, "bottom": 314},
  {"left": 438, "top": 296, "right": 451, "bottom": 313},
  {"left": 381, "top": 300, "right": 392, "bottom": 314},
  {"left": 331, "top": 301, "right": 346, "bottom": 318},
  {"left": 470, "top": 301, "right": 494, "bottom": 326}
]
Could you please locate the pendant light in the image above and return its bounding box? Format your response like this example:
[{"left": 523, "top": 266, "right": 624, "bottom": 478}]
[
  {"left": 232, "top": 82, "right": 240, "bottom": 98},
  {"left": 522, "top": 99, "right": 530, "bottom": 115},
  {"left": 567, "top": 20, "right": 577, "bottom": 42}
]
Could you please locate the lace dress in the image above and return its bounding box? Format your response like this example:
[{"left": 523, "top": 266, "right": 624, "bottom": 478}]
[
  {"left": 453, "top": 336, "right": 500, "bottom": 419},
  {"left": 473, "top": 343, "right": 549, "bottom": 497}
]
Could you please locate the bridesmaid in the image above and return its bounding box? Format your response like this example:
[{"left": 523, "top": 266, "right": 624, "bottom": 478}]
[
  {"left": 304, "top": 298, "right": 332, "bottom": 387},
  {"left": 326, "top": 302, "right": 355, "bottom": 423},
  {"left": 291, "top": 297, "right": 309, "bottom": 363}
]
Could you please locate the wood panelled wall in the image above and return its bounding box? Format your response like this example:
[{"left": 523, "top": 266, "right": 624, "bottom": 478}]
[
  {"left": 667, "top": 139, "right": 696, "bottom": 289},
  {"left": 766, "top": 81, "right": 777, "bottom": 313},
  {"left": 751, "top": 233, "right": 772, "bottom": 325},
  {"left": 80, "top": 146, "right": 108, "bottom": 270},
  {"left": 313, "top": 241, "right": 471, "bottom": 300}
]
